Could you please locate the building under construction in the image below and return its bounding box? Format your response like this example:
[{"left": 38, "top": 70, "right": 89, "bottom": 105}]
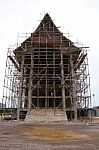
[{"left": 2, "top": 13, "right": 91, "bottom": 121}]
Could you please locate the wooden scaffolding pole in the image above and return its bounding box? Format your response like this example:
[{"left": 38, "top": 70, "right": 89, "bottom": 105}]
[
  {"left": 17, "top": 54, "right": 24, "bottom": 120},
  {"left": 60, "top": 36, "right": 66, "bottom": 110},
  {"left": 70, "top": 53, "right": 77, "bottom": 120},
  {"left": 28, "top": 50, "right": 33, "bottom": 111}
]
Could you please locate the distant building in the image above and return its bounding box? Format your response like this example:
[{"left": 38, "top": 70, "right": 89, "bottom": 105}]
[{"left": 93, "top": 106, "right": 99, "bottom": 117}]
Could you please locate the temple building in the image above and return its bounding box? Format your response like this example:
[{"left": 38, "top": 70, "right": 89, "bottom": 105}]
[{"left": 2, "top": 13, "right": 91, "bottom": 121}]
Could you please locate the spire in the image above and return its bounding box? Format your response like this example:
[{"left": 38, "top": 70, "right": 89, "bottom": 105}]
[
  {"left": 44, "top": 13, "right": 50, "bottom": 17},
  {"left": 40, "top": 13, "right": 51, "bottom": 21},
  {"left": 35, "top": 13, "right": 59, "bottom": 33}
]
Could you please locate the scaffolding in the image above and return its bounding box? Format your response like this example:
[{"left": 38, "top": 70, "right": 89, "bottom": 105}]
[{"left": 1, "top": 13, "right": 91, "bottom": 121}]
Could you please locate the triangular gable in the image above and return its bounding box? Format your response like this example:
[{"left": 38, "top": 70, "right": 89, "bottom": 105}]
[{"left": 14, "top": 13, "right": 78, "bottom": 53}]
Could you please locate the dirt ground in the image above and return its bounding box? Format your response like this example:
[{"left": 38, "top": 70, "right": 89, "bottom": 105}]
[{"left": 0, "top": 119, "right": 99, "bottom": 150}]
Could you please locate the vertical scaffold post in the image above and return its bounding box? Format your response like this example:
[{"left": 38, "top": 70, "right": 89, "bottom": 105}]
[
  {"left": 45, "top": 31, "right": 48, "bottom": 113},
  {"left": 17, "top": 54, "right": 24, "bottom": 120},
  {"left": 70, "top": 53, "right": 77, "bottom": 120},
  {"left": 28, "top": 50, "right": 33, "bottom": 111},
  {"left": 60, "top": 35, "right": 66, "bottom": 111},
  {"left": 53, "top": 49, "right": 56, "bottom": 115}
]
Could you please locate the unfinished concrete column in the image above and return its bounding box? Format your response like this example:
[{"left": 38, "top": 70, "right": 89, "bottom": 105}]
[
  {"left": 60, "top": 52, "right": 66, "bottom": 110},
  {"left": 45, "top": 31, "right": 48, "bottom": 112},
  {"left": 17, "top": 54, "right": 24, "bottom": 120},
  {"left": 60, "top": 36, "right": 66, "bottom": 110},
  {"left": 53, "top": 49, "right": 56, "bottom": 115},
  {"left": 28, "top": 50, "right": 33, "bottom": 111},
  {"left": 70, "top": 53, "right": 77, "bottom": 120}
]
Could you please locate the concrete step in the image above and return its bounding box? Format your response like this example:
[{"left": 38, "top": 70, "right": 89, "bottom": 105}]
[{"left": 25, "top": 109, "right": 67, "bottom": 122}]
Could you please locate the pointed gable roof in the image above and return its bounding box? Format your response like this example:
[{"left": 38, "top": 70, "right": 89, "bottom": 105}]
[
  {"left": 35, "top": 13, "right": 60, "bottom": 33},
  {"left": 14, "top": 13, "right": 78, "bottom": 53},
  {"left": 32, "top": 13, "right": 71, "bottom": 46}
]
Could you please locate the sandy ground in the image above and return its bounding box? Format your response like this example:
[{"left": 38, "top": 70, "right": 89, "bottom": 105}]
[{"left": 0, "top": 119, "right": 99, "bottom": 150}]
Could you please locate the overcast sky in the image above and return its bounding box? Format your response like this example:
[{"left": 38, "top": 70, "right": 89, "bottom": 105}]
[{"left": 0, "top": 0, "right": 99, "bottom": 106}]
